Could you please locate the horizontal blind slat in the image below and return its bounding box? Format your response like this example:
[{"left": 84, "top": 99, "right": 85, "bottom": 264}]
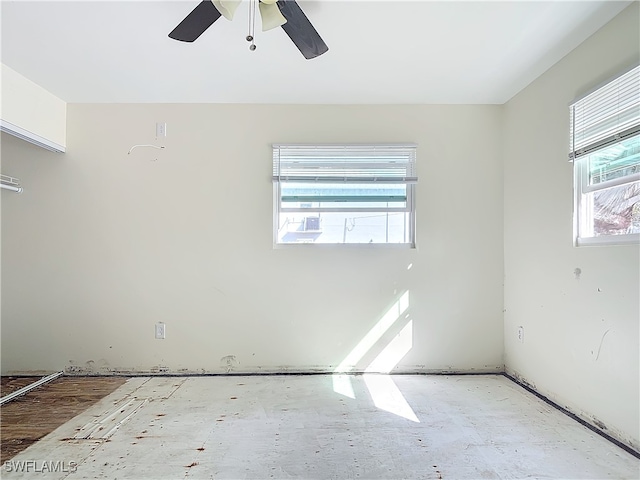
[{"left": 273, "top": 144, "right": 417, "bottom": 181}]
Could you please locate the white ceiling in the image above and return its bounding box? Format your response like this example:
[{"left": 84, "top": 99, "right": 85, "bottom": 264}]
[{"left": 0, "top": 0, "right": 632, "bottom": 104}]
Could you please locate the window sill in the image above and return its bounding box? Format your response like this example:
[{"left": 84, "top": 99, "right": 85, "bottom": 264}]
[
  {"left": 273, "top": 242, "right": 417, "bottom": 250},
  {"left": 575, "top": 234, "right": 640, "bottom": 247}
]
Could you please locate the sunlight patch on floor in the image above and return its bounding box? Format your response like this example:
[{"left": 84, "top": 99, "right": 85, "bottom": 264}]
[{"left": 363, "top": 374, "right": 419, "bottom": 422}]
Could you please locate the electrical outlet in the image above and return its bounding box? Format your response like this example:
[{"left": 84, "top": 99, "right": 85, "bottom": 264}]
[
  {"left": 517, "top": 326, "right": 524, "bottom": 343},
  {"left": 156, "top": 122, "right": 167, "bottom": 138},
  {"left": 155, "top": 322, "right": 166, "bottom": 339}
]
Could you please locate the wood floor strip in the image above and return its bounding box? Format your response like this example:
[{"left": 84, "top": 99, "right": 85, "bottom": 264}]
[{"left": 0, "top": 376, "right": 127, "bottom": 463}]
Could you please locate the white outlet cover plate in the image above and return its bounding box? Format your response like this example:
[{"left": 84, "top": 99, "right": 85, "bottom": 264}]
[{"left": 155, "top": 323, "right": 166, "bottom": 339}]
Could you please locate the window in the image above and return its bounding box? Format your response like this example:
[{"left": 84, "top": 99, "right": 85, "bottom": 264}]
[
  {"left": 570, "top": 65, "right": 640, "bottom": 246},
  {"left": 272, "top": 144, "right": 417, "bottom": 246}
]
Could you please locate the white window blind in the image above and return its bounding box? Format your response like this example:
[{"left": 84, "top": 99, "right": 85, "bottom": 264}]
[
  {"left": 272, "top": 144, "right": 417, "bottom": 183},
  {"left": 569, "top": 64, "right": 640, "bottom": 161}
]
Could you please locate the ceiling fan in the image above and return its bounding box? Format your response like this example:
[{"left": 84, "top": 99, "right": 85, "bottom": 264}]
[{"left": 168, "top": 0, "right": 328, "bottom": 60}]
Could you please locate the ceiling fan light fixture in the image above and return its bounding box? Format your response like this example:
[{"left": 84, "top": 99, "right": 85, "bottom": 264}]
[
  {"left": 168, "top": 0, "right": 328, "bottom": 59},
  {"left": 212, "top": 0, "right": 241, "bottom": 20},
  {"left": 259, "top": 1, "right": 287, "bottom": 31}
]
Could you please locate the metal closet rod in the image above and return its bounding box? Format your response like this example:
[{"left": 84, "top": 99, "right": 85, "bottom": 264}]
[{"left": 1, "top": 183, "right": 23, "bottom": 193}]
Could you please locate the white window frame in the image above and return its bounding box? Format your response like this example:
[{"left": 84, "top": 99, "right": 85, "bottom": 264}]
[
  {"left": 570, "top": 64, "right": 640, "bottom": 246},
  {"left": 272, "top": 144, "right": 417, "bottom": 247}
]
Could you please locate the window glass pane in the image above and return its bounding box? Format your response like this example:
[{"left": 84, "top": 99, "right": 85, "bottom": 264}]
[
  {"left": 582, "top": 181, "right": 640, "bottom": 236},
  {"left": 588, "top": 134, "right": 640, "bottom": 185},
  {"left": 277, "top": 211, "right": 410, "bottom": 244}
]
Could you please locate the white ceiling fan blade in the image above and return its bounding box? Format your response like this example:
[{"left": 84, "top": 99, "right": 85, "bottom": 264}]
[
  {"left": 259, "top": 1, "right": 287, "bottom": 31},
  {"left": 213, "top": 0, "right": 241, "bottom": 20}
]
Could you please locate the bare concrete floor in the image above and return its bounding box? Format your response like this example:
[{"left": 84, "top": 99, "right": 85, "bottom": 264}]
[{"left": 1, "top": 374, "right": 638, "bottom": 479}]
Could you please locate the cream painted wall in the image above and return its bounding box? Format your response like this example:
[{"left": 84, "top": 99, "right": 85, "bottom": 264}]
[
  {"left": 1, "top": 64, "right": 66, "bottom": 150},
  {"left": 503, "top": 3, "right": 639, "bottom": 452},
  {"left": 1, "top": 104, "right": 504, "bottom": 376}
]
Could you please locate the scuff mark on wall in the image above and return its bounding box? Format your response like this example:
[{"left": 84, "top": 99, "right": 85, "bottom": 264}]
[
  {"left": 594, "top": 329, "right": 611, "bottom": 361},
  {"left": 511, "top": 370, "right": 536, "bottom": 391},
  {"left": 66, "top": 360, "right": 98, "bottom": 375},
  {"left": 573, "top": 268, "right": 582, "bottom": 280},
  {"left": 220, "top": 355, "right": 238, "bottom": 373},
  {"left": 593, "top": 417, "right": 608, "bottom": 430},
  {"left": 96, "top": 359, "right": 112, "bottom": 374}
]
